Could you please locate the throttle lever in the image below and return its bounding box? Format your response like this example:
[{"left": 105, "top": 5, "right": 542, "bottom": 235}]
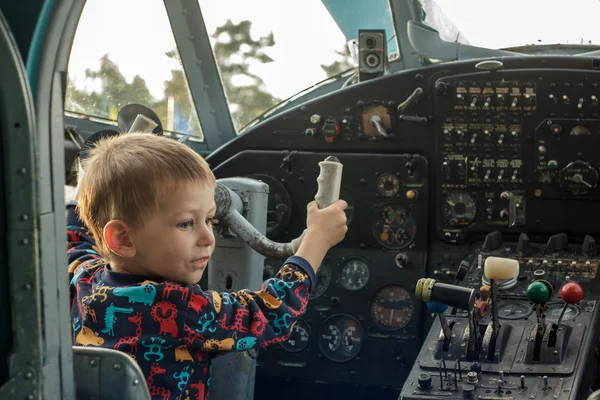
[{"left": 291, "top": 156, "right": 343, "bottom": 253}]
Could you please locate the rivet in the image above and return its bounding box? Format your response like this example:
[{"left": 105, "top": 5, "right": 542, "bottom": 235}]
[
  {"left": 23, "top": 283, "right": 32, "bottom": 290},
  {"left": 210, "top": 109, "right": 215, "bottom": 114},
  {"left": 197, "top": 61, "right": 203, "bottom": 66},
  {"left": 20, "top": 214, "right": 29, "bottom": 221},
  {"left": 90, "top": 359, "right": 97, "bottom": 367},
  {"left": 20, "top": 238, "right": 29, "bottom": 245},
  {"left": 133, "top": 379, "right": 139, "bottom": 386},
  {"left": 25, "top": 371, "right": 33, "bottom": 379},
  {"left": 188, "top": 35, "right": 194, "bottom": 40},
  {"left": 27, "top": 395, "right": 34, "bottom": 400},
  {"left": 203, "top": 84, "right": 209, "bottom": 91},
  {"left": 114, "top": 363, "right": 121, "bottom": 370},
  {"left": 182, "top": 9, "right": 187, "bottom": 14},
  {"left": 18, "top": 167, "right": 27, "bottom": 174}
]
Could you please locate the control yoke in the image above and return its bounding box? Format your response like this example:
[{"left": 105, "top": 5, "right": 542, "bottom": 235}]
[{"left": 213, "top": 156, "right": 343, "bottom": 259}]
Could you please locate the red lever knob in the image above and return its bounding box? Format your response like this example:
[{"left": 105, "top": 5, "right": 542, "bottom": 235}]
[{"left": 560, "top": 282, "right": 583, "bottom": 304}]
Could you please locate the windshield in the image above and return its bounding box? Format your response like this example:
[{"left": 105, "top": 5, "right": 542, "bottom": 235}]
[
  {"left": 199, "top": 0, "right": 396, "bottom": 131},
  {"left": 421, "top": 0, "right": 600, "bottom": 49}
]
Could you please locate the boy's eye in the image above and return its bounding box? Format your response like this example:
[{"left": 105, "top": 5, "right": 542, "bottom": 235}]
[
  {"left": 205, "top": 217, "right": 217, "bottom": 226},
  {"left": 177, "top": 220, "right": 194, "bottom": 229}
]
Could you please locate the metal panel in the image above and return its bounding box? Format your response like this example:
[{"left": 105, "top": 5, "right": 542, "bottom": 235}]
[
  {"left": 0, "top": 9, "right": 42, "bottom": 399},
  {"left": 163, "top": 0, "right": 237, "bottom": 151},
  {"left": 26, "top": 0, "right": 85, "bottom": 397},
  {"left": 208, "top": 178, "right": 269, "bottom": 400}
]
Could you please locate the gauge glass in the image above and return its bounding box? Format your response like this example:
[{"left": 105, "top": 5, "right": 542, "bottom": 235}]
[
  {"left": 318, "top": 314, "right": 363, "bottom": 362},
  {"left": 310, "top": 261, "right": 332, "bottom": 299},
  {"left": 377, "top": 173, "right": 400, "bottom": 197},
  {"left": 371, "top": 204, "right": 417, "bottom": 249},
  {"left": 546, "top": 303, "right": 581, "bottom": 322},
  {"left": 370, "top": 285, "right": 414, "bottom": 330},
  {"left": 339, "top": 258, "right": 370, "bottom": 291},
  {"left": 442, "top": 191, "right": 477, "bottom": 225},
  {"left": 280, "top": 319, "right": 310, "bottom": 352},
  {"left": 498, "top": 300, "right": 533, "bottom": 320}
]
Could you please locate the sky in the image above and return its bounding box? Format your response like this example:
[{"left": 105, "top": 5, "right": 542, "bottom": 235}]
[
  {"left": 67, "top": 0, "right": 600, "bottom": 111},
  {"left": 68, "top": 0, "right": 349, "bottom": 101}
]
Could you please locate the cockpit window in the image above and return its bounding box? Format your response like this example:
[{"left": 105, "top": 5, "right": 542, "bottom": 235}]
[
  {"left": 197, "top": 0, "right": 396, "bottom": 132},
  {"left": 65, "top": 0, "right": 203, "bottom": 140},
  {"left": 421, "top": 0, "right": 600, "bottom": 49}
]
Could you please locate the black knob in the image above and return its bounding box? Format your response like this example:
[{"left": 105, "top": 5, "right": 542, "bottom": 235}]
[{"left": 418, "top": 373, "right": 432, "bottom": 390}]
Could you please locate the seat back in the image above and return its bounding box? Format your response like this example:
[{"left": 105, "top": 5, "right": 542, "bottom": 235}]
[{"left": 72, "top": 347, "right": 150, "bottom": 400}]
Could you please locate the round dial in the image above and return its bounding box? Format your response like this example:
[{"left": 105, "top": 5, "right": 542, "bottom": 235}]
[
  {"left": 310, "top": 261, "right": 332, "bottom": 299},
  {"left": 559, "top": 160, "right": 598, "bottom": 195},
  {"left": 442, "top": 191, "right": 477, "bottom": 225},
  {"left": 280, "top": 319, "right": 310, "bottom": 353},
  {"left": 498, "top": 300, "right": 533, "bottom": 320},
  {"left": 370, "top": 285, "right": 415, "bottom": 330},
  {"left": 339, "top": 257, "right": 370, "bottom": 291},
  {"left": 247, "top": 174, "right": 292, "bottom": 237},
  {"left": 377, "top": 173, "right": 400, "bottom": 197},
  {"left": 371, "top": 204, "right": 417, "bottom": 249},
  {"left": 318, "top": 314, "right": 363, "bottom": 362},
  {"left": 546, "top": 303, "right": 581, "bottom": 322}
]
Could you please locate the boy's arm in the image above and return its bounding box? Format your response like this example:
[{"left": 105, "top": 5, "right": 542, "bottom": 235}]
[
  {"left": 184, "top": 256, "right": 316, "bottom": 352},
  {"left": 66, "top": 200, "right": 101, "bottom": 272}
]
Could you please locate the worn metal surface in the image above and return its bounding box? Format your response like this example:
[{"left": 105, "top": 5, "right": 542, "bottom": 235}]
[
  {"left": 209, "top": 178, "right": 269, "bottom": 400},
  {"left": 72, "top": 347, "right": 150, "bottom": 400},
  {"left": 164, "top": 0, "right": 237, "bottom": 151},
  {"left": 0, "top": 9, "right": 42, "bottom": 399}
]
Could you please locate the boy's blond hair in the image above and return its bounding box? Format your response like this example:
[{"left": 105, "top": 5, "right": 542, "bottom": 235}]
[{"left": 76, "top": 132, "right": 215, "bottom": 261}]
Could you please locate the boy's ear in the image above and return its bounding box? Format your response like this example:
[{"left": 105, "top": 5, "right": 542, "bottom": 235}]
[{"left": 104, "top": 220, "right": 136, "bottom": 258}]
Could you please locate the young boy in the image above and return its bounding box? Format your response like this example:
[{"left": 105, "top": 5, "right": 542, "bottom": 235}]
[{"left": 67, "top": 133, "right": 347, "bottom": 400}]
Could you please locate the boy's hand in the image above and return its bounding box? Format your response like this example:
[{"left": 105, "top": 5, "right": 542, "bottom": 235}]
[
  {"left": 305, "top": 200, "right": 348, "bottom": 249},
  {"left": 294, "top": 200, "right": 348, "bottom": 273}
]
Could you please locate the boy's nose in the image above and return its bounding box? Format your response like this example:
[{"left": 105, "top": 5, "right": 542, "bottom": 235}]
[{"left": 198, "top": 224, "right": 215, "bottom": 246}]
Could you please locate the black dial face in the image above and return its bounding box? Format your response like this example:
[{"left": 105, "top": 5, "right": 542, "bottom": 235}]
[
  {"left": 318, "top": 314, "right": 363, "bottom": 362},
  {"left": 280, "top": 319, "right": 310, "bottom": 353},
  {"left": 310, "top": 261, "right": 332, "bottom": 299},
  {"left": 498, "top": 300, "right": 533, "bottom": 320},
  {"left": 377, "top": 173, "right": 400, "bottom": 197},
  {"left": 247, "top": 174, "right": 292, "bottom": 237},
  {"left": 370, "top": 285, "right": 414, "bottom": 330},
  {"left": 559, "top": 160, "right": 598, "bottom": 195},
  {"left": 546, "top": 303, "right": 581, "bottom": 322},
  {"left": 339, "top": 257, "right": 370, "bottom": 291},
  {"left": 371, "top": 204, "right": 417, "bottom": 249},
  {"left": 442, "top": 191, "right": 477, "bottom": 226}
]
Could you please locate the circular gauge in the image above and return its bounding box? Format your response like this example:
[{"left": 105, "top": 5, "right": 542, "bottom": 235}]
[
  {"left": 559, "top": 160, "right": 598, "bottom": 195},
  {"left": 370, "top": 285, "right": 415, "bottom": 330},
  {"left": 546, "top": 303, "right": 581, "bottom": 322},
  {"left": 442, "top": 191, "right": 477, "bottom": 225},
  {"left": 371, "top": 204, "right": 417, "bottom": 249},
  {"left": 280, "top": 319, "right": 310, "bottom": 353},
  {"left": 310, "top": 261, "right": 332, "bottom": 299},
  {"left": 498, "top": 300, "right": 533, "bottom": 320},
  {"left": 377, "top": 173, "right": 400, "bottom": 197},
  {"left": 339, "top": 257, "right": 370, "bottom": 291},
  {"left": 318, "top": 314, "right": 364, "bottom": 362},
  {"left": 247, "top": 174, "right": 292, "bottom": 237}
]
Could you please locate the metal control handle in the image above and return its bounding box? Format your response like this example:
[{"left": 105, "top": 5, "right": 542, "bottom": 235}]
[
  {"left": 215, "top": 156, "right": 343, "bottom": 260},
  {"left": 291, "top": 156, "right": 343, "bottom": 253}
]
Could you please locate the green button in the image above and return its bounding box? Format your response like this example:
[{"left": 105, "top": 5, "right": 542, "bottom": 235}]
[{"left": 526, "top": 281, "right": 550, "bottom": 304}]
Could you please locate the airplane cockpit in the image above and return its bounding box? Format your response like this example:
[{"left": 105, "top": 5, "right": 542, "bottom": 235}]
[{"left": 4, "top": 1, "right": 600, "bottom": 399}]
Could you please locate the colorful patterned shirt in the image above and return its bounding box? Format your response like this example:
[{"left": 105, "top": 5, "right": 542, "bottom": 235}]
[{"left": 66, "top": 201, "right": 315, "bottom": 399}]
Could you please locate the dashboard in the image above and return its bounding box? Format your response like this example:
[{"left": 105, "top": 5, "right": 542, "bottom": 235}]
[{"left": 205, "top": 56, "right": 600, "bottom": 397}]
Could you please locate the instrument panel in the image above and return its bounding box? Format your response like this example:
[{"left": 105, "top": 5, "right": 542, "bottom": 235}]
[
  {"left": 212, "top": 151, "right": 428, "bottom": 388},
  {"left": 205, "top": 56, "right": 600, "bottom": 395}
]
